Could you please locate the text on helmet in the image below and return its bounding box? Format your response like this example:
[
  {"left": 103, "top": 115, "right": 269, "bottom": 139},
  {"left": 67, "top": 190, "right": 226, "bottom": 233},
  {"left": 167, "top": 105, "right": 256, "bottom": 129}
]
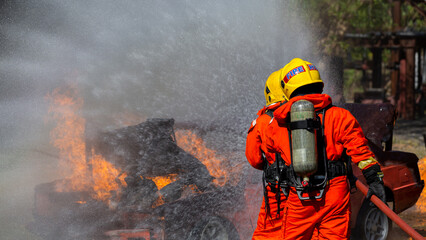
[
  {"left": 284, "top": 66, "right": 305, "bottom": 83},
  {"left": 307, "top": 64, "right": 318, "bottom": 71},
  {"left": 283, "top": 64, "right": 318, "bottom": 83}
]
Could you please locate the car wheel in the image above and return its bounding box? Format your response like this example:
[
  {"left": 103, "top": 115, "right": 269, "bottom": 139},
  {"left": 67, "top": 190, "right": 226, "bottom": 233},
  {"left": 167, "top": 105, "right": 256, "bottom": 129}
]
[
  {"left": 186, "top": 216, "right": 240, "bottom": 240},
  {"left": 356, "top": 201, "right": 392, "bottom": 240}
]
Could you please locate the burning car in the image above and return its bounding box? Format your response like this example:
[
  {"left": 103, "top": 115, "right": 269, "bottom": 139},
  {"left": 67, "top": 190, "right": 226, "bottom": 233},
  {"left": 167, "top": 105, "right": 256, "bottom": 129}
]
[
  {"left": 28, "top": 102, "right": 423, "bottom": 240},
  {"left": 28, "top": 117, "right": 257, "bottom": 240}
]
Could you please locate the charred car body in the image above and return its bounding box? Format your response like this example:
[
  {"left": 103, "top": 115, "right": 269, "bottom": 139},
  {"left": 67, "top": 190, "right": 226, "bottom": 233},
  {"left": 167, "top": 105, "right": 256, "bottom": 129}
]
[{"left": 28, "top": 103, "right": 423, "bottom": 240}]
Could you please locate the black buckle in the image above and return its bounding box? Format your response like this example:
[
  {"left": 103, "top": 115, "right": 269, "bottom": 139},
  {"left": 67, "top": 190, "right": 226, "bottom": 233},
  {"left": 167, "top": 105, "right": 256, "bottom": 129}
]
[{"left": 289, "top": 118, "right": 321, "bottom": 131}]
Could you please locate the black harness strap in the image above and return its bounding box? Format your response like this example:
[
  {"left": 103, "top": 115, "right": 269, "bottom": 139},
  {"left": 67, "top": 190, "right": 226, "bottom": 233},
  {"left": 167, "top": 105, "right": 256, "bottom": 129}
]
[
  {"left": 262, "top": 105, "right": 285, "bottom": 219},
  {"left": 263, "top": 153, "right": 286, "bottom": 219},
  {"left": 264, "top": 109, "right": 274, "bottom": 118},
  {"left": 275, "top": 154, "right": 281, "bottom": 218},
  {"left": 289, "top": 118, "right": 321, "bottom": 131},
  {"left": 261, "top": 157, "right": 271, "bottom": 223}
]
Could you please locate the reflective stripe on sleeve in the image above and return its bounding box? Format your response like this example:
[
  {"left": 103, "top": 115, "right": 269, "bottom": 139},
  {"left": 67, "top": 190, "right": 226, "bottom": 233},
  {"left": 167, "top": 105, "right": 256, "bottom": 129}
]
[{"left": 357, "top": 157, "right": 378, "bottom": 170}]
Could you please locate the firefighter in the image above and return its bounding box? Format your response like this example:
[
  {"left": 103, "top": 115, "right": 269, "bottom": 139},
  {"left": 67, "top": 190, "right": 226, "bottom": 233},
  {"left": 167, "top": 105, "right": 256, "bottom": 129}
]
[
  {"left": 246, "top": 70, "right": 287, "bottom": 239},
  {"left": 265, "top": 58, "right": 386, "bottom": 240}
]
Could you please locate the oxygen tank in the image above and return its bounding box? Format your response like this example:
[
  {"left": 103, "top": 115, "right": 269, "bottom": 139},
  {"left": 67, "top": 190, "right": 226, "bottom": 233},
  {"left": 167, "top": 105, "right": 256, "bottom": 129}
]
[{"left": 290, "top": 100, "right": 318, "bottom": 185}]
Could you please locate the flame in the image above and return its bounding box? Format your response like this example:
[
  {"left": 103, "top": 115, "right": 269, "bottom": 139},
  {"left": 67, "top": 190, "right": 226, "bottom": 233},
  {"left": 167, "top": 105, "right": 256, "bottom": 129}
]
[
  {"left": 416, "top": 157, "right": 426, "bottom": 212},
  {"left": 146, "top": 174, "right": 178, "bottom": 190},
  {"left": 46, "top": 86, "right": 89, "bottom": 192},
  {"left": 146, "top": 174, "right": 178, "bottom": 207},
  {"left": 46, "top": 84, "right": 125, "bottom": 201},
  {"left": 91, "top": 149, "right": 126, "bottom": 200},
  {"left": 149, "top": 177, "right": 200, "bottom": 208},
  {"left": 175, "top": 129, "right": 229, "bottom": 187}
]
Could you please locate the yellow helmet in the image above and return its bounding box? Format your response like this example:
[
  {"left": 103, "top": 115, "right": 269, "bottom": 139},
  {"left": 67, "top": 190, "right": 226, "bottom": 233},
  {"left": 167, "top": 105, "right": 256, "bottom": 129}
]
[
  {"left": 264, "top": 70, "right": 286, "bottom": 106},
  {"left": 280, "top": 58, "right": 323, "bottom": 101}
]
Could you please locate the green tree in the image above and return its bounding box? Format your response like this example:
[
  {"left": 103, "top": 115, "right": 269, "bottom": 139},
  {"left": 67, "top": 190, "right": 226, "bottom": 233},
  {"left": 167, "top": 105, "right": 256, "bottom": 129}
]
[
  {"left": 290, "top": 0, "right": 425, "bottom": 56},
  {"left": 288, "top": 0, "right": 425, "bottom": 101}
]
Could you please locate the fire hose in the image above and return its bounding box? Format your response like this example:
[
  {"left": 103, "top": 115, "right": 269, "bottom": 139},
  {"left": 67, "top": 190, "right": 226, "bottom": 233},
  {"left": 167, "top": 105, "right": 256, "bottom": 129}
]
[{"left": 356, "top": 180, "right": 425, "bottom": 240}]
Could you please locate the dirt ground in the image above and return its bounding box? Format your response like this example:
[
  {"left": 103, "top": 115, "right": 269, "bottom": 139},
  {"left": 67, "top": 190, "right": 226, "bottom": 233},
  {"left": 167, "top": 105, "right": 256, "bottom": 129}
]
[
  {"left": 388, "top": 209, "right": 426, "bottom": 239},
  {"left": 386, "top": 116, "right": 426, "bottom": 239}
]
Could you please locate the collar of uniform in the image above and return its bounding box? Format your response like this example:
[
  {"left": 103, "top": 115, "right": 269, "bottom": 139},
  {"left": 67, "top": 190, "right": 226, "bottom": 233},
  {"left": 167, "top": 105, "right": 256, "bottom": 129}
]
[
  {"left": 273, "top": 94, "right": 332, "bottom": 124},
  {"left": 257, "top": 101, "right": 285, "bottom": 116}
]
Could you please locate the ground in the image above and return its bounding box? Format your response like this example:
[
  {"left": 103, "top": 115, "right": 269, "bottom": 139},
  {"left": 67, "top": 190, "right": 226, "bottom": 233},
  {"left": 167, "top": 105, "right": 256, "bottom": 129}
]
[{"left": 388, "top": 210, "right": 426, "bottom": 239}]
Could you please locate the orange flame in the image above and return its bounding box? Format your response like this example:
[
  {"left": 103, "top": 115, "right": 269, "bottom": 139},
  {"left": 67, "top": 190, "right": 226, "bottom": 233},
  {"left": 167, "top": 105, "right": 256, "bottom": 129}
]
[
  {"left": 416, "top": 157, "right": 426, "bottom": 212},
  {"left": 146, "top": 174, "right": 178, "bottom": 190},
  {"left": 46, "top": 85, "right": 239, "bottom": 204},
  {"left": 91, "top": 149, "right": 126, "bottom": 200},
  {"left": 46, "top": 86, "right": 89, "bottom": 192},
  {"left": 46, "top": 84, "right": 125, "bottom": 201},
  {"left": 146, "top": 174, "right": 179, "bottom": 208},
  {"left": 175, "top": 129, "right": 229, "bottom": 187}
]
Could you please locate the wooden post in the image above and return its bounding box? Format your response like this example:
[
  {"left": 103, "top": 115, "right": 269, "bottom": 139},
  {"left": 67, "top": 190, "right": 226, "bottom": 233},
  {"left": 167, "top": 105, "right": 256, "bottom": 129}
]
[
  {"left": 392, "top": 0, "right": 402, "bottom": 31},
  {"left": 398, "top": 58, "right": 406, "bottom": 118},
  {"left": 390, "top": 49, "right": 400, "bottom": 104},
  {"left": 372, "top": 48, "right": 383, "bottom": 88},
  {"left": 405, "top": 46, "right": 416, "bottom": 119},
  {"left": 416, "top": 48, "right": 423, "bottom": 91},
  {"left": 390, "top": 0, "right": 401, "bottom": 104}
]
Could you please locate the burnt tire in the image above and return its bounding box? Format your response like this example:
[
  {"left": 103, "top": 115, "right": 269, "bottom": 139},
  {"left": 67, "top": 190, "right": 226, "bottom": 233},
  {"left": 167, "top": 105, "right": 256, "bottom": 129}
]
[
  {"left": 186, "top": 216, "right": 240, "bottom": 240},
  {"left": 355, "top": 201, "right": 392, "bottom": 240}
]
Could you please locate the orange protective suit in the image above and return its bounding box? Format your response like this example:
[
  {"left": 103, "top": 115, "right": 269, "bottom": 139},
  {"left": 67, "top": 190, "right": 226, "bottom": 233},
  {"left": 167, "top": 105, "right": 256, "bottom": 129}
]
[
  {"left": 246, "top": 102, "right": 287, "bottom": 240},
  {"left": 266, "top": 94, "right": 378, "bottom": 240}
]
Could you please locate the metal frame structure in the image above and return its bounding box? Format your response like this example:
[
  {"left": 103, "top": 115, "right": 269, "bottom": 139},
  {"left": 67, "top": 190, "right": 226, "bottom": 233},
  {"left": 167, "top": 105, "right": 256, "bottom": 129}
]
[{"left": 344, "top": 0, "right": 425, "bottom": 120}]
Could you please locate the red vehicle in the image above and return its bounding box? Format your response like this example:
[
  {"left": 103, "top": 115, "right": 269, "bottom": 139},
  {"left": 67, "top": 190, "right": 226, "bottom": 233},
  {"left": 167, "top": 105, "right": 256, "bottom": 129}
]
[
  {"left": 29, "top": 103, "right": 423, "bottom": 240},
  {"left": 343, "top": 103, "right": 424, "bottom": 240}
]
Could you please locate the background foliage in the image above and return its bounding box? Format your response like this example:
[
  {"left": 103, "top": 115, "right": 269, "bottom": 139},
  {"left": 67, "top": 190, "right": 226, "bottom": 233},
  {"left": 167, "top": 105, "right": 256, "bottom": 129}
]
[{"left": 289, "top": 0, "right": 425, "bottom": 101}]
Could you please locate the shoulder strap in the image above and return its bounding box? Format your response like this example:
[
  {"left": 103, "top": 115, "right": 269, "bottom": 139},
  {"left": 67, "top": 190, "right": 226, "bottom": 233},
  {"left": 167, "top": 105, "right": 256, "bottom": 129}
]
[
  {"left": 316, "top": 103, "right": 333, "bottom": 114},
  {"left": 264, "top": 109, "right": 274, "bottom": 118},
  {"left": 264, "top": 101, "right": 286, "bottom": 118}
]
